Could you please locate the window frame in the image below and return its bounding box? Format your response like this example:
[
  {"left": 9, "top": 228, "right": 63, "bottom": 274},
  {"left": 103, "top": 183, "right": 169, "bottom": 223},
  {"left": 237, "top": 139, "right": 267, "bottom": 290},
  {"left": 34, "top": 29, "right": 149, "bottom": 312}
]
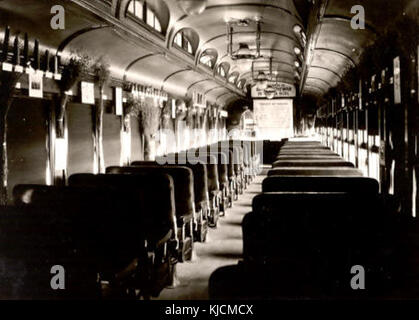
[
  {"left": 217, "top": 65, "right": 227, "bottom": 78},
  {"left": 126, "top": 0, "right": 163, "bottom": 34},
  {"left": 199, "top": 51, "right": 216, "bottom": 69},
  {"left": 172, "top": 30, "right": 194, "bottom": 55}
]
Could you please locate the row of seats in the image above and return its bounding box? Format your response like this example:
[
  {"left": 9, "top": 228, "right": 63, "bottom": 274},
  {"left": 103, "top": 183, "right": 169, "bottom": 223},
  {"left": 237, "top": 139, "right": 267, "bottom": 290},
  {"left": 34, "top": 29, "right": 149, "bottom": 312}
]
[
  {"left": 209, "top": 140, "right": 407, "bottom": 300},
  {"left": 0, "top": 140, "right": 260, "bottom": 299}
]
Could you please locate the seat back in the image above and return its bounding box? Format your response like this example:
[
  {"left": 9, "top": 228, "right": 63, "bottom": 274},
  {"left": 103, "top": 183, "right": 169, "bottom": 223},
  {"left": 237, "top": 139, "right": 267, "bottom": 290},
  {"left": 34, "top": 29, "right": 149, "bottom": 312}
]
[
  {"left": 107, "top": 165, "right": 195, "bottom": 224},
  {"left": 229, "top": 145, "right": 242, "bottom": 176},
  {"left": 243, "top": 192, "right": 388, "bottom": 289},
  {"left": 208, "top": 152, "right": 229, "bottom": 186},
  {"left": 272, "top": 160, "right": 355, "bottom": 168},
  {"left": 0, "top": 205, "right": 99, "bottom": 299},
  {"left": 69, "top": 173, "right": 176, "bottom": 244},
  {"left": 204, "top": 155, "right": 220, "bottom": 196},
  {"left": 133, "top": 159, "right": 209, "bottom": 211},
  {"left": 268, "top": 167, "right": 363, "bottom": 176},
  {"left": 275, "top": 155, "right": 341, "bottom": 160},
  {"left": 12, "top": 184, "right": 144, "bottom": 277},
  {"left": 262, "top": 176, "right": 379, "bottom": 194}
]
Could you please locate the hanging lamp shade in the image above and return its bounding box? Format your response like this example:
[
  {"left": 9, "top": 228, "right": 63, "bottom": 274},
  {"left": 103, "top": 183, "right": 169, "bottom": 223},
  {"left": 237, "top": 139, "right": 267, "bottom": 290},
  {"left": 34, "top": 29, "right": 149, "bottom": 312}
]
[
  {"left": 264, "top": 85, "right": 276, "bottom": 99},
  {"left": 256, "top": 71, "right": 268, "bottom": 90},
  {"left": 235, "top": 43, "right": 252, "bottom": 56},
  {"left": 177, "top": 0, "right": 208, "bottom": 15}
]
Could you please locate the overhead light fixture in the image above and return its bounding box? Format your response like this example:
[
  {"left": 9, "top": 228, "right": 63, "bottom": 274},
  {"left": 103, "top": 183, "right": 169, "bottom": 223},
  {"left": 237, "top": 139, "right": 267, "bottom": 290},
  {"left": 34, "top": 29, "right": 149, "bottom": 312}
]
[
  {"left": 232, "top": 43, "right": 254, "bottom": 60},
  {"left": 237, "top": 19, "right": 250, "bottom": 27},
  {"left": 177, "top": 0, "right": 208, "bottom": 15},
  {"left": 293, "top": 25, "right": 302, "bottom": 34},
  {"left": 227, "top": 19, "right": 261, "bottom": 60},
  {"left": 256, "top": 71, "right": 268, "bottom": 90},
  {"left": 294, "top": 47, "right": 302, "bottom": 55},
  {"left": 264, "top": 85, "right": 276, "bottom": 99},
  {"left": 294, "top": 61, "right": 300, "bottom": 68},
  {"left": 293, "top": 25, "right": 307, "bottom": 48}
]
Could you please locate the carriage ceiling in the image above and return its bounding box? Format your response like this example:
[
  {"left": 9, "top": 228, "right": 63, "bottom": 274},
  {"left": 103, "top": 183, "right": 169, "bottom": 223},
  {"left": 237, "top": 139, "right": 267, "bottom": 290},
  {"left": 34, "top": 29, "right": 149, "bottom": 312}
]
[{"left": 0, "top": 0, "right": 416, "bottom": 108}]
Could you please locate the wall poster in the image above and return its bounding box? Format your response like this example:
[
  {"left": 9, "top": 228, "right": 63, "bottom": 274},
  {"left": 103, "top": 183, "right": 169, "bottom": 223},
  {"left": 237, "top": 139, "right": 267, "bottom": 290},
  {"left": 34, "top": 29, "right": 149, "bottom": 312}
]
[{"left": 253, "top": 99, "right": 294, "bottom": 140}]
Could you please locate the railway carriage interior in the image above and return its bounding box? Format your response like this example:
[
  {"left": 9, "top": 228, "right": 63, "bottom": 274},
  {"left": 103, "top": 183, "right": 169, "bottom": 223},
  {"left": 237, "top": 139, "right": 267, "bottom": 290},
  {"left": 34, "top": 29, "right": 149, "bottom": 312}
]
[{"left": 0, "top": 0, "right": 418, "bottom": 300}]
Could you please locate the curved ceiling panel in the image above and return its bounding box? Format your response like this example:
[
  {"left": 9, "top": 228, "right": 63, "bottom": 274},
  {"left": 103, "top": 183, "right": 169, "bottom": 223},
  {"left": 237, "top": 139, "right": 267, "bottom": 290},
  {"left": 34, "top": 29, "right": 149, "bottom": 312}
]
[
  {"left": 163, "top": 70, "right": 207, "bottom": 97},
  {"left": 316, "top": 19, "right": 374, "bottom": 64},
  {"left": 206, "top": 86, "right": 231, "bottom": 101},
  {"left": 305, "top": 77, "right": 330, "bottom": 92},
  {"left": 304, "top": 84, "right": 326, "bottom": 96},
  {"left": 165, "top": 0, "right": 302, "bottom": 100},
  {"left": 303, "top": 66, "right": 342, "bottom": 96},
  {"left": 126, "top": 54, "right": 187, "bottom": 89},
  {"left": 306, "top": 65, "right": 341, "bottom": 86},
  {"left": 220, "top": 49, "right": 296, "bottom": 72},
  {"left": 218, "top": 92, "right": 239, "bottom": 105},
  {"left": 200, "top": 32, "right": 297, "bottom": 55},
  {"left": 63, "top": 28, "right": 152, "bottom": 79},
  {"left": 4, "top": 0, "right": 414, "bottom": 106},
  {"left": 172, "top": 1, "right": 301, "bottom": 36},
  {"left": 301, "top": 0, "right": 379, "bottom": 97},
  {"left": 310, "top": 49, "right": 354, "bottom": 76},
  {"left": 324, "top": 0, "right": 410, "bottom": 32}
]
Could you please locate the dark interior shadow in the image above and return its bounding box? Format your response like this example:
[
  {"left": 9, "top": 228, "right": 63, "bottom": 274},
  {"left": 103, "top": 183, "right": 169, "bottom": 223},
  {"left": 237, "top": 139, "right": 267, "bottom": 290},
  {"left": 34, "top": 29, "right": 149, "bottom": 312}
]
[
  {"left": 209, "top": 252, "right": 243, "bottom": 260},
  {"left": 236, "top": 203, "right": 251, "bottom": 207},
  {"left": 223, "top": 220, "right": 243, "bottom": 227}
]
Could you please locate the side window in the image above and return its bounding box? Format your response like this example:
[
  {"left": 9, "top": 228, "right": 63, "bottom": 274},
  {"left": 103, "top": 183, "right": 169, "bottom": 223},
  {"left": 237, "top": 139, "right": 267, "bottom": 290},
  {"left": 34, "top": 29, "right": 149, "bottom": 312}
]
[
  {"left": 228, "top": 74, "right": 238, "bottom": 84},
  {"left": 173, "top": 31, "right": 194, "bottom": 55},
  {"left": 174, "top": 33, "right": 183, "bottom": 47},
  {"left": 126, "top": 0, "right": 162, "bottom": 33},
  {"left": 218, "top": 65, "right": 226, "bottom": 78},
  {"left": 199, "top": 50, "right": 217, "bottom": 69}
]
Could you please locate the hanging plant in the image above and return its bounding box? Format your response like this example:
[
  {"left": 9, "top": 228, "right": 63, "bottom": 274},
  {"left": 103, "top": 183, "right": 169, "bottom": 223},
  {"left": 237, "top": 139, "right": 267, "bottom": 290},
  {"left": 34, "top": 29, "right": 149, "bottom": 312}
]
[
  {"left": 123, "top": 93, "right": 138, "bottom": 117},
  {"left": 93, "top": 57, "right": 110, "bottom": 88},
  {"left": 160, "top": 100, "right": 172, "bottom": 129},
  {"left": 92, "top": 56, "right": 110, "bottom": 173},
  {"left": 120, "top": 92, "right": 135, "bottom": 132},
  {"left": 0, "top": 71, "right": 23, "bottom": 205},
  {"left": 186, "top": 105, "right": 195, "bottom": 127},
  {"left": 139, "top": 97, "right": 161, "bottom": 137},
  {"left": 124, "top": 95, "right": 161, "bottom": 136},
  {"left": 175, "top": 99, "right": 187, "bottom": 121},
  {"left": 138, "top": 97, "right": 161, "bottom": 160},
  {"left": 56, "top": 52, "right": 92, "bottom": 137}
]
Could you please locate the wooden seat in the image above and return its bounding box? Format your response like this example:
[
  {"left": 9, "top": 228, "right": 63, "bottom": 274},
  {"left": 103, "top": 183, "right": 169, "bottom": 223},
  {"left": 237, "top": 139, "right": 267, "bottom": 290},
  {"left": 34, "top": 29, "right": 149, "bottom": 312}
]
[
  {"left": 268, "top": 167, "right": 363, "bottom": 176},
  {"left": 262, "top": 176, "right": 379, "bottom": 194},
  {"left": 106, "top": 165, "right": 195, "bottom": 262},
  {"left": 272, "top": 159, "right": 355, "bottom": 168}
]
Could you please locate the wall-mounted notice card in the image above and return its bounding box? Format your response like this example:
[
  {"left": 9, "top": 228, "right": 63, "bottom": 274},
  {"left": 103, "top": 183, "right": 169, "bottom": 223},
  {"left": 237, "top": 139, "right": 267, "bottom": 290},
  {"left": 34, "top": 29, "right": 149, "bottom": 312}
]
[
  {"left": 81, "top": 81, "right": 95, "bottom": 105},
  {"left": 115, "top": 87, "right": 123, "bottom": 116},
  {"left": 29, "top": 70, "right": 43, "bottom": 98}
]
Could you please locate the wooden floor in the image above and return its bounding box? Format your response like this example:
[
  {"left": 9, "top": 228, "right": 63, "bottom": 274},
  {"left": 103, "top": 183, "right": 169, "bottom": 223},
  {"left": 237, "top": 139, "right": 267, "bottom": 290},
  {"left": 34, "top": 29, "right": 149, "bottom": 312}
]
[{"left": 156, "top": 174, "right": 265, "bottom": 300}]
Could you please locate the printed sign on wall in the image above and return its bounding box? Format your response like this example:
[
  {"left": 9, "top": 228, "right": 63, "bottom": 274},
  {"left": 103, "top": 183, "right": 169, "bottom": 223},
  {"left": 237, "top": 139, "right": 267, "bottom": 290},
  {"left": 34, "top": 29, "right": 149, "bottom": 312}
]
[
  {"left": 81, "top": 81, "right": 95, "bottom": 105},
  {"left": 253, "top": 99, "right": 294, "bottom": 140},
  {"left": 28, "top": 70, "right": 43, "bottom": 98},
  {"left": 251, "top": 82, "right": 296, "bottom": 99},
  {"left": 115, "top": 87, "right": 123, "bottom": 116}
]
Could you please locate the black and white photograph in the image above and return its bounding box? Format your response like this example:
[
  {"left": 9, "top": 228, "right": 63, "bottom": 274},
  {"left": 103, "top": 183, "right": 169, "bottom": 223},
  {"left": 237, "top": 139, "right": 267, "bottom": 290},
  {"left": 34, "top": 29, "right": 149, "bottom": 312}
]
[{"left": 0, "top": 0, "right": 418, "bottom": 311}]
